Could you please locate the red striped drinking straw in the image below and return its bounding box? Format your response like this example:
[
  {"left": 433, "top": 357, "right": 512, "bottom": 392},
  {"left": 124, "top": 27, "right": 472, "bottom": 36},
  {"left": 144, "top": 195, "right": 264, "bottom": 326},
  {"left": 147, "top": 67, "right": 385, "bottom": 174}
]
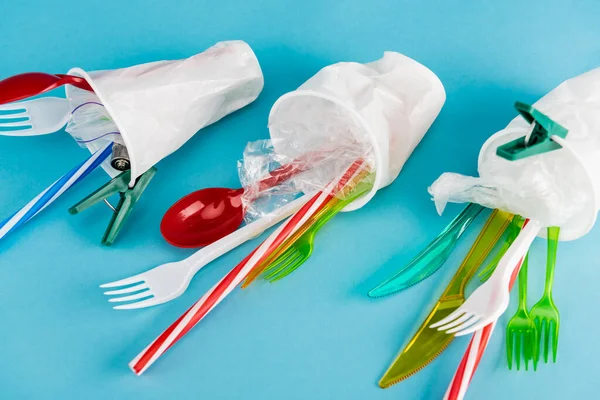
[
  {"left": 130, "top": 158, "right": 368, "bottom": 375},
  {"left": 443, "top": 252, "right": 525, "bottom": 400}
]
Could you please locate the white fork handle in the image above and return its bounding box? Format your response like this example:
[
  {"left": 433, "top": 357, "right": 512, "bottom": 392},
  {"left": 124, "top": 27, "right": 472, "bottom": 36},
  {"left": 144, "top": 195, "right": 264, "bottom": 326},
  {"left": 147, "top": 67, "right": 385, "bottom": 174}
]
[
  {"left": 180, "top": 195, "right": 310, "bottom": 275},
  {"left": 493, "top": 219, "right": 542, "bottom": 286}
]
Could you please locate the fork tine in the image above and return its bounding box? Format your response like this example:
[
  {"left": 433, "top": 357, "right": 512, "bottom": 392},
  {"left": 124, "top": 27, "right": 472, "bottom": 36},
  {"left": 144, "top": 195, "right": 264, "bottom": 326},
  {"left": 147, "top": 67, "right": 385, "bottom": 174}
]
[
  {"left": 265, "top": 251, "right": 302, "bottom": 281},
  {"left": 452, "top": 318, "right": 487, "bottom": 336},
  {"left": 266, "top": 256, "right": 302, "bottom": 282},
  {"left": 100, "top": 275, "right": 145, "bottom": 288},
  {"left": 268, "top": 252, "right": 308, "bottom": 282},
  {"left": 515, "top": 333, "right": 522, "bottom": 371},
  {"left": 265, "top": 249, "right": 300, "bottom": 275},
  {"left": 108, "top": 290, "right": 153, "bottom": 303},
  {"left": 113, "top": 297, "right": 158, "bottom": 310},
  {"left": 103, "top": 283, "right": 148, "bottom": 296},
  {"left": 430, "top": 310, "right": 464, "bottom": 329},
  {"left": 507, "top": 331, "right": 514, "bottom": 370},
  {"left": 523, "top": 331, "right": 534, "bottom": 371},
  {"left": 551, "top": 320, "right": 559, "bottom": 363},
  {"left": 0, "top": 120, "right": 31, "bottom": 128},
  {"left": 532, "top": 330, "right": 539, "bottom": 371},
  {"left": 543, "top": 319, "right": 551, "bottom": 363},
  {"left": 446, "top": 315, "right": 481, "bottom": 334},
  {"left": 274, "top": 254, "right": 308, "bottom": 281},
  {"left": 0, "top": 103, "right": 26, "bottom": 113},
  {"left": 435, "top": 312, "right": 473, "bottom": 331},
  {"left": 262, "top": 248, "right": 297, "bottom": 275},
  {"left": 243, "top": 248, "right": 296, "bottom": 288},
  {"left": 533, "top": 317, "right": 542, "bottom": 365}
]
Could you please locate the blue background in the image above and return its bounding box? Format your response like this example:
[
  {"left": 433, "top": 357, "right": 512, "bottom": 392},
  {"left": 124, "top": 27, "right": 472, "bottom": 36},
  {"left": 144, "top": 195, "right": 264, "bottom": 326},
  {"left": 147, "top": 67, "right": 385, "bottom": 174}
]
[{"left": 1, "top": 1, "right": 600, "bottom": 399}]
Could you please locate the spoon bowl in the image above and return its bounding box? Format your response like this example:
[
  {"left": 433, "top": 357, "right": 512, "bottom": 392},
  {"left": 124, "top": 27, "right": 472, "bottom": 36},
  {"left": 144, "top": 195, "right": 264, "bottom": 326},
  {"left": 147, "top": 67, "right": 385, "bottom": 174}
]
[
  {"left": 0, "top": 72, "right": 93, "bottom": 105},
  {"left": 161, "top": 188, "right": 246, "bottom": 248}
]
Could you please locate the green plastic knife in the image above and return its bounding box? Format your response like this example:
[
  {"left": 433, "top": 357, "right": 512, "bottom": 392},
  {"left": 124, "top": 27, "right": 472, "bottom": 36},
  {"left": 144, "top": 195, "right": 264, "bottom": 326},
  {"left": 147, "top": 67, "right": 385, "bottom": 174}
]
[
  {"left": 369, "top": 203, "right": 484, "bottom": 298},
  {"left": 378, "top": 209, "right": 513, "bottom": 388}
]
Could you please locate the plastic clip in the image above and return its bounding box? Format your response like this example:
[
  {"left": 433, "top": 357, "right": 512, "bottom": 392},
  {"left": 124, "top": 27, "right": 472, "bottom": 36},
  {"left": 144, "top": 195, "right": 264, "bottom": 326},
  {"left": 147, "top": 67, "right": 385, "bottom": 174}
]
[
  {"left": 69, "top": 167, "right": 157, "bottom": 246},
  {"left": 496, "top": 102, "right": 569, "bottom": 161}
]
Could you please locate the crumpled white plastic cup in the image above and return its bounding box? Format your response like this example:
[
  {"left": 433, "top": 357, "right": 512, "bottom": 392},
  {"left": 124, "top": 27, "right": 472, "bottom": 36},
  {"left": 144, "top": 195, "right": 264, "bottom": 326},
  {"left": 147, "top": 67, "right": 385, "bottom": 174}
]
[
  {"left": 65, "top": 40, "right": 264, "bottom": 185},
  {"left": 478, "top": 68, "right": 600, "bottom": 240},
  {"left": 267, "top": 51, "right": 446, "bottom": 211},
  {"left": 431, "top": 67, "right": 600, "bottom": 241}
]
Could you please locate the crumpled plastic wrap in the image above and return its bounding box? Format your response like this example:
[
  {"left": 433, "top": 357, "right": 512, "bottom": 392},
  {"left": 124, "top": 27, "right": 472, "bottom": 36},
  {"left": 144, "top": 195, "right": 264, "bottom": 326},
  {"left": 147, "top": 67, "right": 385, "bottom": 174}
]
[
  {"left": 430, "top": 67, "right": 600, "bottom": 240},
  {"left": 65, "top": 40, "right": 264, "bottom": 185},
  {"left": 237, "top": 139, "right": 371, "bottom": 223},
  {"left": 66, "top": 91, "right": 123, "bottom": 147}
]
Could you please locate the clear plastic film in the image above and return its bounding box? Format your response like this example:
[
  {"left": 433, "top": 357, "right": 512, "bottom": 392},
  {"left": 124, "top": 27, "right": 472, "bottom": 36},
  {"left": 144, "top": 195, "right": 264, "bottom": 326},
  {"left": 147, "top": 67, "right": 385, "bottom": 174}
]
[
  {"left": 66, "top": 89, "right": 123, "bottom": 146},
  {"left": 238, "top": 138, "right": 374, "bottom": 224},
  {"left": 430, "top": 67, "right": 600, "bottom": 240}
]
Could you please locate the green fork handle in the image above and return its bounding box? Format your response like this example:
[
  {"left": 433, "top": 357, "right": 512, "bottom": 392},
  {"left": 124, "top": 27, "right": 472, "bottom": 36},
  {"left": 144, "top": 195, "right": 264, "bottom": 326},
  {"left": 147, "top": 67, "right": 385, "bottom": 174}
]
[
  {"left": 518, "top": 252, "right": 529, "bottom": 311},
  {"left": 479, "top": 215, "right": 525, "bottom": 281},
  {"left": 529, "top": 226, "right": 561, "bottom": 365},
  {"left": 545, "top": 227, "right": 560, "bottom": 295},
  {"left": 309, "top": 184, "right": 370, "bottom": 232}
]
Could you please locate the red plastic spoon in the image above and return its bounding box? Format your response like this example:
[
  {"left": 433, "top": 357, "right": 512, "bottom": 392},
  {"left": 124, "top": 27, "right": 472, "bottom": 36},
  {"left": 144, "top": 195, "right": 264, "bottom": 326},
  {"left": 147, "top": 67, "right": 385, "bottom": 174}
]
[
  {"left": 0, "top": 72, "right": 94, "bottom": 105},
  {"left": 161, "top": 162, "right": 306, "bottom": 248}
]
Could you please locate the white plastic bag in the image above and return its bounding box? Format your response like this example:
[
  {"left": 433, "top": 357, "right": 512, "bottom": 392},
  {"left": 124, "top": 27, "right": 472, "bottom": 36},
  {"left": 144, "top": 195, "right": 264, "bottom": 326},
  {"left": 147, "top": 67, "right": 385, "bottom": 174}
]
[
  {"left": 430, "top": 67, "right": 600, "bottom": 240},
  {"left": 65, "top": 40, "right": 264, "bottom": 185},
  {"left": 263, "top": 51, "right": 446, "bottom": 212}
]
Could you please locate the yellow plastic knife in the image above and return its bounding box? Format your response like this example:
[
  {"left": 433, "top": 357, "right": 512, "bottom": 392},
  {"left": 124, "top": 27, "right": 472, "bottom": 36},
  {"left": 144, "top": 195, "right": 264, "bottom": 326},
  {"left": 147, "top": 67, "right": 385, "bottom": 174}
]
[{"left": 378, "top": 209, "right": 513, "bottom": 388}]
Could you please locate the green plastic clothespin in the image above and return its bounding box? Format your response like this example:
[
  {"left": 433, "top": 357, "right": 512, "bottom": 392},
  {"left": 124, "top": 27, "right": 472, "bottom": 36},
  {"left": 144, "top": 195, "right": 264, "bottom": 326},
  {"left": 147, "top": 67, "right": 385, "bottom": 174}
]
[
  {"left": 69, "top": 167, "right": 157, "bottom": 246},
  {"left": 496, "top": 102, "right": 569, "bottom": 161}
]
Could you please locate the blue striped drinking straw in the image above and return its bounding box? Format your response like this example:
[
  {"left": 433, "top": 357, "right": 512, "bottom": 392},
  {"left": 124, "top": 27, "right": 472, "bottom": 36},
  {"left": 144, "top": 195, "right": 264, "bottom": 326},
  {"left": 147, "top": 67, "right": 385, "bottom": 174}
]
[{"left": 0, "top": 142, "right": 113, "bottom": 241}]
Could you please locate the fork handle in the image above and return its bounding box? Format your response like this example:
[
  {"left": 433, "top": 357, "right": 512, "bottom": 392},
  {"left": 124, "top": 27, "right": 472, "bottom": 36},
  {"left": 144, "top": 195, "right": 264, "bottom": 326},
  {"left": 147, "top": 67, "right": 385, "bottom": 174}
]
[
  {"left": 494, "top": 219, "right": 541, "bottom": 287},
  {"left": 182, "top": 195, "right": 310, "bottom": 275},
  {"left": 310, "top": 178, "right": 373, "bottom": 232},
  {"left": 517, "top": 252, "right": 529, "bottom": 310},
  {"left": 544, "top": 227, "right": 560, "bottom": 295}
]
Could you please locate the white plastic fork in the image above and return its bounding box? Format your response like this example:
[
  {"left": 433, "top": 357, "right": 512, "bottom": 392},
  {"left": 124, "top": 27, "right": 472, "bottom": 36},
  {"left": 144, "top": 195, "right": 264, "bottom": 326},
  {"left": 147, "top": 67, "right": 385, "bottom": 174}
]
[
  {"left": 0, "top": 97, "right": 70, "bottom": 136},
  {"left": 100, "top": 195, "right": 309, "bottom": 310},
  {"left": 431, "top": 218, "right": 542, "bottom": 336}
]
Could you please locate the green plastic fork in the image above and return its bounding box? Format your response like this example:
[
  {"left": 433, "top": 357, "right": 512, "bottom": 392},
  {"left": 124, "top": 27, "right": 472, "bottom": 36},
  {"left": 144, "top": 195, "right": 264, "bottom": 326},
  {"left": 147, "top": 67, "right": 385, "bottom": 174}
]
[
  {"left": 506, "top": 252, "right": 537, "bottom": 371},
  {"left": 530, "top": 226, "right": 560, "bottom": 365},
  {"left": 261, "top": 179, "right": 373, "bottom": 282}
]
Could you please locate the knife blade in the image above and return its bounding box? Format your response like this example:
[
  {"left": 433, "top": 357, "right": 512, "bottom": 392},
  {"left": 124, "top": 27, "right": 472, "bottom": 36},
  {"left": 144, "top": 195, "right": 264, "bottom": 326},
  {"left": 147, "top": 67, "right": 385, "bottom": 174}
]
[
  {"left": 378, "top": 209, "right": 513, "bottom": 388},
  {"left": 369, "top": 203, "right": 484, "bottom": 298}
]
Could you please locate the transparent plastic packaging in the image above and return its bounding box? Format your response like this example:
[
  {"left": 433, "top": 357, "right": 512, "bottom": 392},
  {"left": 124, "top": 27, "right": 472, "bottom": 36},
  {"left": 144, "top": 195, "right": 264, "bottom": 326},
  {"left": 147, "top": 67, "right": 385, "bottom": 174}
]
[
  {"left": 64, "top": 40, "right": 264, "bottom": 185},
  {"left": 238, "top": 51, "right": 446, "bottom": 221},
  {"left": 66, "top": 92, "right": 122, "bottom": 146},
  {"left": 238, "top": 139, "right": 371, "bottom": 223},
  {"left": 430, "top": 67, "right": 600, "bottom": 240}
]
